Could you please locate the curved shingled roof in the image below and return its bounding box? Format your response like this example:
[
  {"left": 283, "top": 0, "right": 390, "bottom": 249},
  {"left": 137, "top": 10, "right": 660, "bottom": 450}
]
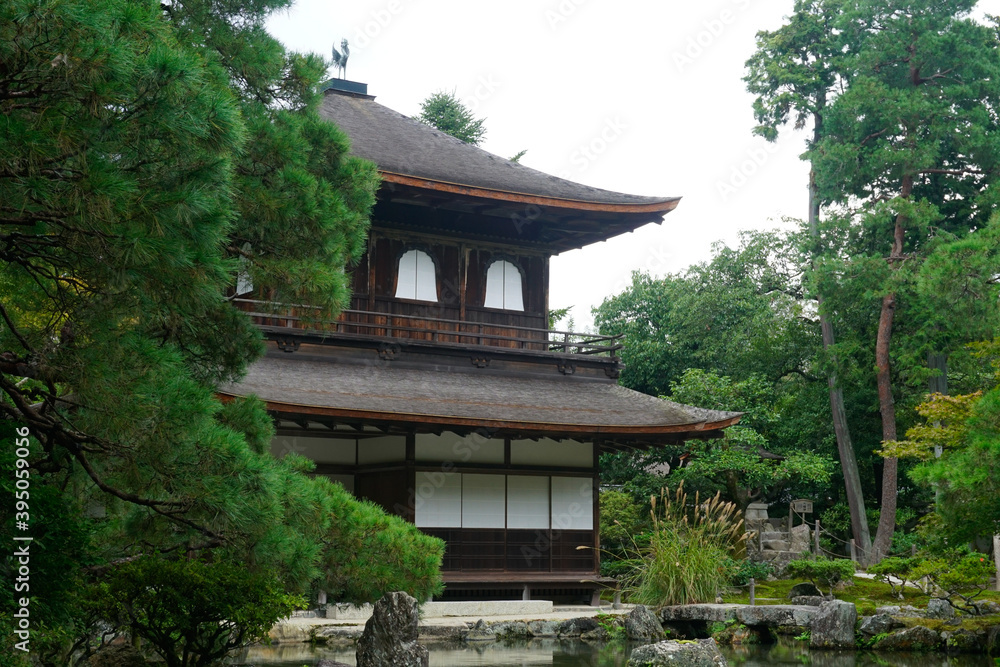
[
  {"left": 319, "top": 89, "right": 680, "bottom": 212},
  {"left": 220, "top": 351, "right": 741, "bottom": 440}
]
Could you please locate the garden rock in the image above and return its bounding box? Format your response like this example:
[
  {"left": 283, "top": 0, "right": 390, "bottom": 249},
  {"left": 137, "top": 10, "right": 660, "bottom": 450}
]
[
  {"left": 789, "top": 524, "right": 812, "bottom": 553},
  {"left": 626, "top": 605, "right": 664, "bottom": 640},
  {"left": 557, "top": 616, "right": 600, "bottom": 637},
  {"left": 974, "top": 600, "right": 1000, "bottom": 614},
  {"left": 790, "top": 595, "right": 825, "bottom": 606},
  {"left": 942, "top": 628, "right": 985, "bottom": 652},
  {"left": 356, "top": 591, "right": 428, "bottom": 667},
  {"left": 873, "top": 625, "right": 942, "bottom": 651},
  {"left": 987, "top": 625, "right": 1000, "bottom": 654},
  {"left": 926, "top": 598, "right": 955, "bottom": 619},
  {"left": 581, "top": 625, "right": 610, "bottom": 641},
  {"left": 316, "top": 660, "right": 352, "bottom": 667},
  {"left": 788, "top": 582, "right": 823, "bottom": 598},
  {"left": 463, "top": 619, "right": 495, "bottom": 642},
  {"left": 858, "top": 613, "right": 903, "bottom": 637},
  {"left": 876, "top": 604, "right": 924, "bottom": 617},
  {"left": 627, "top": 638, "right": 728, "bottom": 666},
  {"left": 526, "top": 620, "right": 561, "bottom": 637},
  {"left": 809, "top": 600, "right": 857, "bottom": 649}
]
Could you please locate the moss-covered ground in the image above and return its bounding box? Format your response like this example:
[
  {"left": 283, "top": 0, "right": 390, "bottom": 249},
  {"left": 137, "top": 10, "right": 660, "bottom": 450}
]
[{"left": 721, "top": 576, "right": 1000, "bottom": 618}]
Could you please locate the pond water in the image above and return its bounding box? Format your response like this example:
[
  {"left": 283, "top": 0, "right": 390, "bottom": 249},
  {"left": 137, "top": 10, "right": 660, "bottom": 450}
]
[{"left": 235, "top": 638, "right": 997, "bottom": 666}]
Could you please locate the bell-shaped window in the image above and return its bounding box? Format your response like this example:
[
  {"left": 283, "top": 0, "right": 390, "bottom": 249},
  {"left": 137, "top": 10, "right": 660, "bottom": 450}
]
[
  {"left": 395, "top": 249, "right": 438, "bottom": 302},
  {"left": 484, "top": 260, "right": 524, "bottom": 311},
  {"left": 235, "top": 243, "right": 253, "bottom": 295}
]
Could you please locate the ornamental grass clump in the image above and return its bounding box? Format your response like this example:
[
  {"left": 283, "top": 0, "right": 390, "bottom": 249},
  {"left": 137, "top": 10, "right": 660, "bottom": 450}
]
[{"left": 626, "top": 484, "right": 745, "bottom": 606}]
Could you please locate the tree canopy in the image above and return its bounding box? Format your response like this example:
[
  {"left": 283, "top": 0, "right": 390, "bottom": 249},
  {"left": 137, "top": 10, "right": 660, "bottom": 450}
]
[
  {"left": 417, "top": 89, "right": 487, "bottom": 146},
  {"left": 1, "top": 0, "right": 441, "bottom": 661}
]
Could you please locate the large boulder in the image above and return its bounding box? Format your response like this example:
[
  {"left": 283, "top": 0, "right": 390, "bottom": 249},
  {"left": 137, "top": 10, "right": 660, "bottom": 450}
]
[
  {"left": 809, "top": 600, "right": 857, "bottom": 649},
  {"left": 789, "top": 524, "right": 812, "bottom": 553},
  {"left": 788, "top": 582, "right": 822, "bottom": 598},
  {"left": 926, "top": 598, "right": 955, "bottom": 620},
  {"left": 627, "top": 638, "right": 728, "bottom": 666},
  {"left": 556, "top": 616, "right": 600, "bottom": 637},
  {"left": 942, "top": 628, "right": 986, "bottom": 653},
  {"left": 626, "top": 605, "right": 664, "bottom": 640},
  {"left": 873, "top": 625, "right": 941, "bottom": 651},
  {"left": 858, "top": 613, "right": 903, "bottom": 637},
  {"left": 356, "top": 591, "right": 428, "bottom": 667}
]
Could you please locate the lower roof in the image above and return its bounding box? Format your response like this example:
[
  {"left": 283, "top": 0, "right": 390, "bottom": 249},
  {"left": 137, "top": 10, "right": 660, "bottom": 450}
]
[{"left": 220, "top": 350, "right": 741, "bottom": 443}]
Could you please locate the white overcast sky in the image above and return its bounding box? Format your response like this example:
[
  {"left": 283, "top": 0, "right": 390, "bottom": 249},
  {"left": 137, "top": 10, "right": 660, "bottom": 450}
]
[{"left": 266, "top": 0, "right": 826, "bottom": 329}]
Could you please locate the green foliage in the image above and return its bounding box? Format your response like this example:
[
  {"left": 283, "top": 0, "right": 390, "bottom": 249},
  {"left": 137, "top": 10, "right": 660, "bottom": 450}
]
[
  {"left": 867, "top": 556, "right": 922, "bottom": 600},
  {"left": 319, "top": 478, "right": 444, "bottom": 603},
  {"left": 95, "top": 557, "right": 302, "bottom": 667},
  {"left": 911, "top": 552, "right": 995, "bottom": 615},
  {"left": 595, "top": 230, "right": 839, "bottom": 513},
  {"left": 784, "top": 557, "right": 855, "bottom": 597},
  {"left": 595, "top": 613, "right": 628, "bottom": 642},
  {"left": 904, "top": 386, "right": 1000, "bottom": 543},
  {"left": 722, "top": 558, "right": 775, "bottom": 587},
  {"left": 624, "top": 485, "right": 745, "bottom": 606},
  {"left": 417, "top": 90, "right": 486, "bottom": 146},
  {"left": 0, "top": 0, "right": 436, "bottom": 660}
]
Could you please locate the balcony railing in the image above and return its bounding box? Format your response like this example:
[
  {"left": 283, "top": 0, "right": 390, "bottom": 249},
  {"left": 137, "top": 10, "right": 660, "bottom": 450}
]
[{"left": 233, "top": 298, "right": 622, "bottom": 358}]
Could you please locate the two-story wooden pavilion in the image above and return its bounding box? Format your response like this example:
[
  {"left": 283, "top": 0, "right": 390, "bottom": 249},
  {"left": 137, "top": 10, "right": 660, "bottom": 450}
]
[{"left": 221, "top": 80, "right": 740, "bottom": 604}]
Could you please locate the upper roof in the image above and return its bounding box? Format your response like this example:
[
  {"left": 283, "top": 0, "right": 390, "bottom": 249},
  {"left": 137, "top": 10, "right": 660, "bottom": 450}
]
[
  {"left": 318, "top": 84, "right": 681, "bottom": 252},
  {"left": 220, "top": 346, "right": 741, "bottom": 448}
]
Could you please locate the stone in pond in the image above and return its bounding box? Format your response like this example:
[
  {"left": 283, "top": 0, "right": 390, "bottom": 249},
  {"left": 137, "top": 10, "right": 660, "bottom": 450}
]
[
  {"left": 627, "top": 638, "right": 728, "bottom": 666},
  {"left": 625, "top": 605, "right": 664, "bottom": 640},
  {"left": 809, "top": 600, "right": 856, "bottom": 649},
  {"left": 355, "top": 591, "right": 428, "bottom": 667}
]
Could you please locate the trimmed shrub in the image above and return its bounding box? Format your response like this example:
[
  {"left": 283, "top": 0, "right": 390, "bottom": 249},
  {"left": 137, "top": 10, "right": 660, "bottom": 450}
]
[{"left": 784, "top": 557, "right": 855, "bottom": 597}]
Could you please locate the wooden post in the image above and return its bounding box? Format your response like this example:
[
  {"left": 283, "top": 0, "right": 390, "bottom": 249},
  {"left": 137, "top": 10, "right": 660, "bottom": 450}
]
[
  {"left": 850, "top": 539, "right": 857, "bottom": 563},
  {"left": 788, "top": 505, "right": 794, "bottom": 535},
  {"left": 749, "top": 578, "right": 755, "bottom": 606},
  {"left": 814, "top": 519, "right": 820, "bottom": 559}
]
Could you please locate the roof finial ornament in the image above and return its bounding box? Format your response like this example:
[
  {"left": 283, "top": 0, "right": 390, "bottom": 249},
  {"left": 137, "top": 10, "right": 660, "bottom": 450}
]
[{"left": 331, "top": 39, "right": 350, "bottom": 80}]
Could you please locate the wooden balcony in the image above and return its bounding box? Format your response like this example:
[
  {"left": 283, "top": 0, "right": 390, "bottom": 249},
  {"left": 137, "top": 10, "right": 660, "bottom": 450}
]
[{"left": 233, "top": 298, "right": 623, "bottom": 359}]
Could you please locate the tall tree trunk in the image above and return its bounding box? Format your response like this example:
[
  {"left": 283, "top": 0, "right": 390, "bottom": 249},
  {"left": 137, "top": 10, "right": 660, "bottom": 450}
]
[
  {"left": 993, "top": 534, "right": 1000, "bottom": 592},
  {"left": 871, "top": 174, "right": 913, "bottom": 562},
  {"left": 809, "top": 113, "right": 872, "bottom": 563}
]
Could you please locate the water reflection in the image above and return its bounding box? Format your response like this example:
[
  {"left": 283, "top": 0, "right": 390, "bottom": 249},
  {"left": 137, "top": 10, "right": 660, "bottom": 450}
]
[{"left": 236, "top": 639, "right": 995, "bottom": 667}]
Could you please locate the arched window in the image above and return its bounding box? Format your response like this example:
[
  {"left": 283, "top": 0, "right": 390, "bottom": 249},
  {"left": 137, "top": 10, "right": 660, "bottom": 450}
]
[
  {"left": 484, "top": 260, "right": 524, "bottom": 311},
  {"left": 395, "top": 249, "right": 437, "bottom": 302}
]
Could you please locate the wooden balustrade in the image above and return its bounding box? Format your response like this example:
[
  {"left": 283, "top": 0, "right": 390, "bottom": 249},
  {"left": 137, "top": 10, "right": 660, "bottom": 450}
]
[{"left": 233, "top": 298, "right": 622, "bottom": 358}]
